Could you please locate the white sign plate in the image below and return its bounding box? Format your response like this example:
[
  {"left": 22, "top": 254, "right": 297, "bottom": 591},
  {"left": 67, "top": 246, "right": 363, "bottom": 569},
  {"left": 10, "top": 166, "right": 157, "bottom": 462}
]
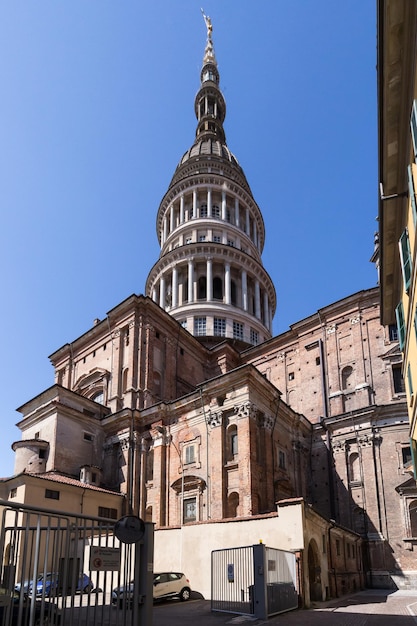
[{"left": 90, "top": 546, "right": 121, "bottom": 571}]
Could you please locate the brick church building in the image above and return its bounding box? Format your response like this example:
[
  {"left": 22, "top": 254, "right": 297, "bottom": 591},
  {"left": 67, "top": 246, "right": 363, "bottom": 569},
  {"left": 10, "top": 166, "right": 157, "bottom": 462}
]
[{"left": 2, "top": 14, "right": 417, "bottom": 604}]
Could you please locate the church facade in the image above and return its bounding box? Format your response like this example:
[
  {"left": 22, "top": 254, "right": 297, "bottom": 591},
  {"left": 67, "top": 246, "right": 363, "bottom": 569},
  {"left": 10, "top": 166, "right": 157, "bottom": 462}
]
[{"left": 3, "top": 13, "right": 417, "bottom": 605}]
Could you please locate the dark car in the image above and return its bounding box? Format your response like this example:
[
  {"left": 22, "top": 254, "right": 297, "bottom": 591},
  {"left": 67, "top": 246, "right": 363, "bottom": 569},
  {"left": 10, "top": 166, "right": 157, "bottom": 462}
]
[
  {"left": 0, "top": 586, "right": 60, "bottom": 625},
  {"left": 30, "top": 572, "right": 93, "bottom": 597},
  {"left": 112, "top": 571, "right": 191, "bottom": 607}
]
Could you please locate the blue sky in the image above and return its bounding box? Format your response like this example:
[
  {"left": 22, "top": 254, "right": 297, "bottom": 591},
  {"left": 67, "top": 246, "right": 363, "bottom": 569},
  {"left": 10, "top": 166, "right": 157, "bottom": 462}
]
[{"left": 0, "top": 2, "right": 377, "bottom": 477}]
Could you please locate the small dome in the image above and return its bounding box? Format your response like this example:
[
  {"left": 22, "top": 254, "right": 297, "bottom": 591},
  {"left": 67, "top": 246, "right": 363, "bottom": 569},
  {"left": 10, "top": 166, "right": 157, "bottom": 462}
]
[{"left": 179, "top": 138, "right": 240, "bottom": 166}]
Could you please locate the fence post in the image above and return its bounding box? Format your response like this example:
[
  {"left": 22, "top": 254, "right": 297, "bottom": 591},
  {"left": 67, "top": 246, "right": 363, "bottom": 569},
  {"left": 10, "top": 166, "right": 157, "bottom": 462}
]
[{"left": 253, "top": 543, "right": 267, "bottom": 620}]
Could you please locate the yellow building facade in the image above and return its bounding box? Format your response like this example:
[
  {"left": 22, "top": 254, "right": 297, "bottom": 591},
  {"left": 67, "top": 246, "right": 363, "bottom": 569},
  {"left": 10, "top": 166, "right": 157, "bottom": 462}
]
[{"left": 378, "top": 0, "right": 417, "bottom": 462}]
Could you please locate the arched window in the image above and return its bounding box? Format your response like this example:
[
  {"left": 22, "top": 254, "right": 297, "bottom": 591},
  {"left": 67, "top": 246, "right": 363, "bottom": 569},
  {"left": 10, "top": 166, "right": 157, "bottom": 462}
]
[
  {"left": 226, "top": 425, "right": 238, "bottom": 461},
  {"left": 92, "top": 391, "right": 104, "bottom": 405},
  {"left": 349, "top": 452, "right": 361, "bottom": 483},
  {"left": 198, "top": 276, "right": 207, "bottom": 300},
  {"left": 342, "top": 366, "right": 354, "bottom": 390},
  {"left": 213, "top": 277, "right": 223, "bottom": 300},
  {"left": 231, "top": 280, "right": 237, "bottom": 306},
  {"left": 409, "top": 500, "right": 417, "bottom": 537},
  {"left": 122, "top": 368, "right": 129, "bottom": 393}
]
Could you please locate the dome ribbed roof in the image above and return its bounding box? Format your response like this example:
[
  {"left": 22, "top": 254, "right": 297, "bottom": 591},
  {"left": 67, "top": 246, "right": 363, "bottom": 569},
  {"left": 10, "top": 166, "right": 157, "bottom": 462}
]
[{"left": 179, "top": 138, "right": 240, "bottom": 166}]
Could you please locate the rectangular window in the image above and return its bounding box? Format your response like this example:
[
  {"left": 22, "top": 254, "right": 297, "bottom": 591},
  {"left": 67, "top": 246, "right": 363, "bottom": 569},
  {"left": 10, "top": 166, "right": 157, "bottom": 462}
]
[
  {"left": 250, "top": 328, "right": 259, "bottom": 345},
  {"left": 84, "top": 433, "right": 93, "bottom": 442},
  {"left": 411, "top": 99, "right": 417, "bottom": 162},
  {"left": 10, "top": 488, "right": 16, "bottom": 499},
  {"left": 98, "top": 507, "right": 118, "bottom": 519},
  {"left": 39, "top": 449, "right": 46, "bottom": 459},
  {"left": 389, "top": 324, "right": 399, "bottom": 342},
  {"left": 227, "top": 239, "right": 235, "bottom": 247},
  {"left": 322, "top": 534, "right": 326, "bottom": 554},
  {"left": 183, "top": 497, "right": 197, "bottom": 523},
  {"left": 200, "top": 204, "right": 208, "bottom": 218},
  {"left": 233, "top": 321, "right": 243, "bottom": 341},
  {"left": 45, "top": 489, "right": 60, "bottom": 500},
  {"left": 198, "top": 234, "right": 206, "bottom": 242},
  {"left": 395, "top": 301, "right": 406, "bottom": 351},
  {"left": 408, "top": 165, "right": 417, "bottom": 224},
  {"left": 213, "top": 234, "right": 221, "bottom": 243},
  {"left": 214, "top": 317, "right": 226, "bottom": 336},
  {"left": 393, "top": 364, "right": 405, "bottom": 394},
  {"left": 185, "top": 237, "right": 192, "bottom": 244},
  {"left": 402, "top": 446, "right": 412, "bottom": 466},
  {"left": 194, "top": 317, "right": 206, "bottom": 336},
  {"left": 180, "top": 320, "right": 187, "bottom": 328},
  {"left": 185, "top": 445, "right": 195, "bottom": 465},
  {"left": 336, "top": 539, "right": 341, "bottom": 556},
  {"left": 399, "top": 229, "right": 412, "bottom": 292},
  {"left": 279, "top": 450, "right": 286, "bottom": 469}
]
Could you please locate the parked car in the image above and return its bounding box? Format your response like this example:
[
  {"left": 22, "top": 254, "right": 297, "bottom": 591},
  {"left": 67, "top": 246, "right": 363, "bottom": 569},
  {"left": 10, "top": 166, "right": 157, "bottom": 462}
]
[
  {"left": 112, "top": 572, "right": 191, "bottom": 607},
  {"left": 15, "top": 575, "right": 43, "bottom": 594},
  {"left": 30, "top": 572, "right": 93, "bottom": 596},
  {"left": 0, "top": 586, "right": 60, "bottom": 625}
]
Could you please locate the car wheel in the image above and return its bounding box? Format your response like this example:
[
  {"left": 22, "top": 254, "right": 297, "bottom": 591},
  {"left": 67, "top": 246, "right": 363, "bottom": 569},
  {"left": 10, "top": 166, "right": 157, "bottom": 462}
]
[{"left": 179, "top": 587, "right": 191, "bottom": 601}]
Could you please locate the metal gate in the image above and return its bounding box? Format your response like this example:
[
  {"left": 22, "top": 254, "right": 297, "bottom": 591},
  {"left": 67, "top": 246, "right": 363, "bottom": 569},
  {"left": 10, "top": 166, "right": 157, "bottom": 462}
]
[
  {"left": 211, "top": 544, "right": 298, "bottom": 620},
  {"left": 0, "top": 499, "right": 153, "bottom": 626}
]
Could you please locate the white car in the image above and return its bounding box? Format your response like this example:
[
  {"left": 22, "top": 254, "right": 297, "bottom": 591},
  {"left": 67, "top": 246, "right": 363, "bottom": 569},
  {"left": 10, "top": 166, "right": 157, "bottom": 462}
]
[{"left": 112, "top": 572, "right": 191, "bottom": 606}]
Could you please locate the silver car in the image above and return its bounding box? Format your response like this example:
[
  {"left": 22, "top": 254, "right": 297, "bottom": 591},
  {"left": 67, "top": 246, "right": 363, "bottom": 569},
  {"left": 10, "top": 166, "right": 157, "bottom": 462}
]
[{"left": 112, "top": 572, "right": 191, "bottom": 607}]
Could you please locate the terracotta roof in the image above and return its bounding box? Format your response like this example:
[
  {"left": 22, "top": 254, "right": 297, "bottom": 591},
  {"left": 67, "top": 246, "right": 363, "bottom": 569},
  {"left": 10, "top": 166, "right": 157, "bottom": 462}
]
[{"left": 24, "top": 471, "right": 124, "bottom": 497}]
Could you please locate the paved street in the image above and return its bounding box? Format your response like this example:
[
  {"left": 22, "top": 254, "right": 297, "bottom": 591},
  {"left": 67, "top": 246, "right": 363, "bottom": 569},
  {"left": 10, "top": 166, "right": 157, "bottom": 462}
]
[{"left": 152, "top": 590, "right": 417, "bottom": 625}]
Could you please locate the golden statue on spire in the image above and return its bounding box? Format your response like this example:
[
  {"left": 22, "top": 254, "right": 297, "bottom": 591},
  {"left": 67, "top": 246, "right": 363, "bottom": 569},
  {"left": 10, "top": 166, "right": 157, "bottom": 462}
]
[
  {"left": 201, "top": 8, "right": 216, "bottom": 66},
  {"left": 201, "top": 8, "right": 213, "bottom": 39}
]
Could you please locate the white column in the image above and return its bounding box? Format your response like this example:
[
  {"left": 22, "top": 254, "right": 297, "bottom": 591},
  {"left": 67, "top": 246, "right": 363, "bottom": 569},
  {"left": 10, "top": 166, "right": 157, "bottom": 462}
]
[
  {"left": 225, "top": 263, "right": 231, "bottom": 305},
  {"left": 172, "top": 266, "right": 178, "bottom": 308},
  {"left": 193, "top": 190, "right": 197, "bottom": 218},
  {"left": 207, "top": 257, "right": 213, "bottom": 301},
  {"left": 246, "top": 208, "right": 250, "bottom": 236},
  {"left": 253, "top": 222, "right": 257, "bottom": 248},
  {"left": 222, "top": 190, "right": 227, "bottom": 221},
  {"left": 159, "top": 276, "right": 166, "bottom": 309},
  {"left": 263, "top": 291, "right": 269, "bottom": 327},
  {"left": 207, "top": 188, "right": 212, "bottom": 217},
  {"left": 170, "top": 205, "right": 174, "bottom": 234},
  {"left": 255, "top": 280, "right": 261, "bottom": 319},
  {"left": 188, "top": 260, "right": 194, "bottom": 303},
  {"left": 163, "top": 217, "right": 168, "bottom": 244},
  {"left": 152, "top": 288, "right": 158, "bottom": 303},
  {"left": 235, "top": 198, "right": 240, "bottom": 228},
  {"left": 242, "top": 270, "right": 248, "bottom": 311},
  {"left": 180, "top": 195, "right": 185, "bottom": 223}
]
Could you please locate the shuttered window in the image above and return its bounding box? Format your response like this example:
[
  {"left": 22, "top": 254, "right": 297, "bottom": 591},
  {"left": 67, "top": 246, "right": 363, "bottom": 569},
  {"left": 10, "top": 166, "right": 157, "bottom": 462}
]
[
  {"left": 399, "top": 229, "right": 412, "bottom": 292},
  {"left": 395, "top": 301, "right": 406, "bottom": 351},
  {"left": 410, "top": 100, "right": 417, "bottom": 162},
  {"left": 408, "top": 165, "right": 417, "bottom": 224}
]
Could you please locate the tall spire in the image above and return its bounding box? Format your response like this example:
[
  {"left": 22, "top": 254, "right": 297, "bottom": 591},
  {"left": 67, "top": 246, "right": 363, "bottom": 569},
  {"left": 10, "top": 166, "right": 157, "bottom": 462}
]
[
  {"left": 195, "top": 11, "right": 225, "bottom": 143},
  {"left": 145, "top": 13, "right": 276, "bottom": 348},
  {"left": 201, "top": 9, "right": 216, "bottom": 66}
]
